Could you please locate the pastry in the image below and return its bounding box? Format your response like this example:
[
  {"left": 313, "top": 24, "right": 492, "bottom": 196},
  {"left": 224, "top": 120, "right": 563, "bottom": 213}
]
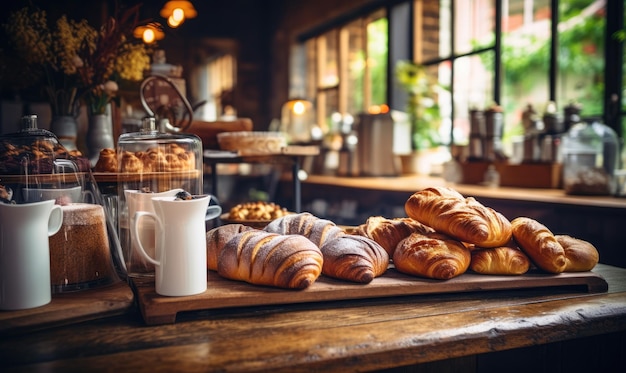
[
  {"left": 470, "top": 246, "right": 530, "bottom": 275},
  {"left": 320, "top": 234, "right": 389, "bottom": 283},
  {"left": 353, "top": 216, "right": 433, "bottom": 256},
  {"left": 119, "top": 151, "right": 144, "bottom": 173},
  {"left": 511, "top": 217, "right": 566, "bottom": 273},
  {"left": 206, "top": 224, "right": 256, "bottom": 271},
  {"left": 93, "top": 148, "right": 117, "bottom": 172},
  {"left": 404, "top": 186, "right": 512, "bottom": 248},
  {"left": 264, "top": 212, "right": 345, "bottom": 248},
  {"left": 217, "top": 230, "right": 323, "bottom": 289},
  {"left": 393, "top": 232, "right": 471, "bottom": 280},
  {"left": 555, "top": 235, "right": 599, "bottom": 272}
]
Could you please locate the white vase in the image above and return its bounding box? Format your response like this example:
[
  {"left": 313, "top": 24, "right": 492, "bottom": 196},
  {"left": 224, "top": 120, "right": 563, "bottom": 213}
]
[
  {"left": 50, "top": 115, "right": 78, "bottom": 151},
  {"left": 86, "top": 113, "right": 114, "bottom": 167}
]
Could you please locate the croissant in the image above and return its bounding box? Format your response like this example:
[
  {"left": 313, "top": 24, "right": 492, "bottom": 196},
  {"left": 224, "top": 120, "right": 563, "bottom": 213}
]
[
  {"left": 393, "top": 232, "right": 471, "bottom": 280},
  {"left": 320, "top": 234, "right": 389, "bottom": 283},
  {"left": 353, "top": 216, "right": 433, "bottom": 256},
  {"left": 405, "top": 187, "right": 512, "bottom": 248},
  {"left": 470, "top": 246, "right": 530, "bottom": 275},
  {"left": 206, "top": 224, "right": 256, "bottom": 271},
  {"left": 555, "top": 235, "right": 599, "bottom": 272},
  {"left": 511, "top": 217, "right": 566, "bottom": 273},
  {"left": 264, "top": 212, "right": 345, "bottom": 248},
  {"left": 218, "top": 230, "right": 323, "bottom": 289}
]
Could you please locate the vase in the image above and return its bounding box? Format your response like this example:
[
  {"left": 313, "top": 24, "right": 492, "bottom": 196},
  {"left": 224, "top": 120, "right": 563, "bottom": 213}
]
[
  {"left": 86, "top": 113, "right": 115, "bottom": 168},
  {"left": 50, "top": 116, "right": 78, "bottom": 151}
]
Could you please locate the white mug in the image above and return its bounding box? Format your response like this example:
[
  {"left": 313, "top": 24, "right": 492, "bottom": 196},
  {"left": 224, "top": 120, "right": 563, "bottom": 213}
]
[
  {"left": 0, "top": 200, "right": 63, "bottom": 310},
  {"left": 132, "top": 195, "right": 221, "bottom": 296}
]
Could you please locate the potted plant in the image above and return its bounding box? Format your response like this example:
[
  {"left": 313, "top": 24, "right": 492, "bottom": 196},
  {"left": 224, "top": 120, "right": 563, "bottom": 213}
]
[{"left": 394, "top": 60, "right": 444, "bottom": 174}]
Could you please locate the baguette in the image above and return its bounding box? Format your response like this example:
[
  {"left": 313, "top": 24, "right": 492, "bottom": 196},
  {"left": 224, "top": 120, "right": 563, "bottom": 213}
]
[
  {"left": 320, "top": 234, "right": 389, "bottom": 283},
  {"left": 555, "top": 235, "right": 599, "bottom": 272},
  {"left": 405, "top": 187, "right": 512, "bottom": 248},
  {"left": 353, "top": 216, "right": 433, "bottom": 256},
  {"left": 218, "top": 230, "right": 323, "bottom": 289},
  {"left": 393, "top": 232, "right": 471, "bottom": 280},
  {"left": 470, "top": 246, "right": 530, "bottom": 275},
  {"left": 511, "top": 217, "right": 566, "bottom": 273}
]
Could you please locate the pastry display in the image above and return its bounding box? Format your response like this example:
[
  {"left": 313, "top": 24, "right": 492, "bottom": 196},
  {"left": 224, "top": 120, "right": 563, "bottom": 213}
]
[
  {"left": 201, "top": 185, "right": 602, "bottom": 290},
  {"left": 93, "top": 144, "right": 197, "bottom": 173}
]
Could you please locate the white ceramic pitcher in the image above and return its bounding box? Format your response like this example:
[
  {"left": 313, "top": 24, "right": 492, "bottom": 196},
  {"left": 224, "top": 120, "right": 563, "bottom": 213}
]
[
  {"left": 132, "top": 195, "right": 221, "bottom": 296},
  {"left": 124, "top": 188, "right": 184, "bottom": 277},
  {"left": 0, "top": 200, "right": 63, "bottom": 310}
]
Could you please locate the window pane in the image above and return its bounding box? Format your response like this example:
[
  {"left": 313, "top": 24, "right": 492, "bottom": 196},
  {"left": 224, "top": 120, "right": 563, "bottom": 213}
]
[
  {"left": 318, "top": 30, "right": 339, "bottom": 88},
  {"left": 345, "top": 19, "right": 365, "bottom": 116},
  {"left": 367, "top": 15, "right": 388, "bottom": 107},
  {"left": 452, "top": 54, "right": 494, "bottom": 145},
  {"left": 557, "top": 0, "right": 605, "bottom": 118},
  {"left": 454, "top": 0, "right": 494, "bottom": 56}
]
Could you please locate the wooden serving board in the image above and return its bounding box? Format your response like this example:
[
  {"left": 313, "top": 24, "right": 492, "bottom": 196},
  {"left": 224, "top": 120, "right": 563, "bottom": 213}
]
[
  {"left": 0, "top": 281, "right": 134, "bottom": 336},
  {"left": 132, "top": 265, "right": 609, "bottom": 325}
]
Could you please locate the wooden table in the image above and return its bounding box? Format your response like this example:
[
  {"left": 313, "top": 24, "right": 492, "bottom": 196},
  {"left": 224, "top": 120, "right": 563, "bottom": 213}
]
[{"left": 1, "top": 264, "right": 625, "bottom": 372}]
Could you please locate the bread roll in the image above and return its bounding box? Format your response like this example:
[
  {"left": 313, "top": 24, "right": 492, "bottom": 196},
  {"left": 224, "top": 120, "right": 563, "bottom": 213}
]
[
  {"left": 555, "top": 235, "right": 599, "bottom": 272},
  {"left": 405, "top": 187, "right": 512, "bottom": 248},
  {"left": 320, "top": 234, "right": 389, "bottom": 283},
  {"left": 353, "top": 216, "right": 433, "bottom": 256},
  {"left": 218, "top": 230, "right": 323, "bottom": 289},
  {"left": 264, "top": 212, "right": 345, "bottom": 248},
  {"left": 511, "top": 217, "right": 566, "bottom": 273},
  {"left": 206, "top": 224, "right": 256, "bottom": 271},
  {"left": 470, "top": 246, "right": 530, "bottom": 275},
  {"left": 393, "top": 232, "right": 471, "bottom": 280}
]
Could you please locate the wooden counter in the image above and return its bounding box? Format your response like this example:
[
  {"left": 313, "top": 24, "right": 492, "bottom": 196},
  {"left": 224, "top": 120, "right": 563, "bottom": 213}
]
[{"left": 1, "top": 264, "right": 625, "bottom": 372}]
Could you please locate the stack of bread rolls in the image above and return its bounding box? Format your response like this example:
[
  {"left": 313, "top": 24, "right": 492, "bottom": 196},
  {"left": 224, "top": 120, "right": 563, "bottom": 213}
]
[{"left": 207, "top": 186, "right": 600, "bottom": 288}]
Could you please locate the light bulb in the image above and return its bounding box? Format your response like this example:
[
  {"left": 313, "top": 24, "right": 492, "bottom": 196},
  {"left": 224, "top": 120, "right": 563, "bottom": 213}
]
[
  {"left": 143, "top": 29, "right": 155, "bottom": 44},
  {"left": 168, "top": 15, "right": 182, "bottom": 27},
  {"left": 172, "top": 8, "right": 185, "bottom": 22},
  {"left": 293, "top": 101, "right": 306, "bottom": 115}
]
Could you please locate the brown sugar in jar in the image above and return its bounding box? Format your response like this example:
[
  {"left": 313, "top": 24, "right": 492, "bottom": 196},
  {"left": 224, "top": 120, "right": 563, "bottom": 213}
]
[{"left": 49, "top": 203, "right": 117, "bottom": 292}]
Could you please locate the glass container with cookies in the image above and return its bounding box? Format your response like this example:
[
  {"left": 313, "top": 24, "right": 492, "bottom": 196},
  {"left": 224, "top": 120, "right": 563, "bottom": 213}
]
[{"left": 116, "top": 116, "right": 203, "bottom": 279}]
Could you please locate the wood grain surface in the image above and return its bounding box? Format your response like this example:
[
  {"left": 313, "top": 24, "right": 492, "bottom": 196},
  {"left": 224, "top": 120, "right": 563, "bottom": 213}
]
[{"left": 132, "top": 265, "right": 609, "bottom": 325}]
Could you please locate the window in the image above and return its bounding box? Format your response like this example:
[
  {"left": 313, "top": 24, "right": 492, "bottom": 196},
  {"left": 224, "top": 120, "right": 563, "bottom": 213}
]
[
  {"left": 293, "top": 0, "right": 624, "bottom": 159},
  {"left": 294, "top": 9, "right": 388, "bottom": 135}
]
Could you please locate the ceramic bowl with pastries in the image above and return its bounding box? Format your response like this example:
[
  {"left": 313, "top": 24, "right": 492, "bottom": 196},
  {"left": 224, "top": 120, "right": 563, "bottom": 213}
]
[{"left": 220, "top": 201, "right": 292, "bottom": 229}]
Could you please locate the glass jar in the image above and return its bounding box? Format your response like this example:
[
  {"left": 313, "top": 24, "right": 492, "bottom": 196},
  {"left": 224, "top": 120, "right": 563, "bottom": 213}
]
[
  {"left": 0, "top": 115, "right": 90, "bottom": 203},
  {"left": 561, "top": 120, "right": 618, "bottom": 195},
  {"left": 116, "top": 116, "right": 203, "bottom": 278}
]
